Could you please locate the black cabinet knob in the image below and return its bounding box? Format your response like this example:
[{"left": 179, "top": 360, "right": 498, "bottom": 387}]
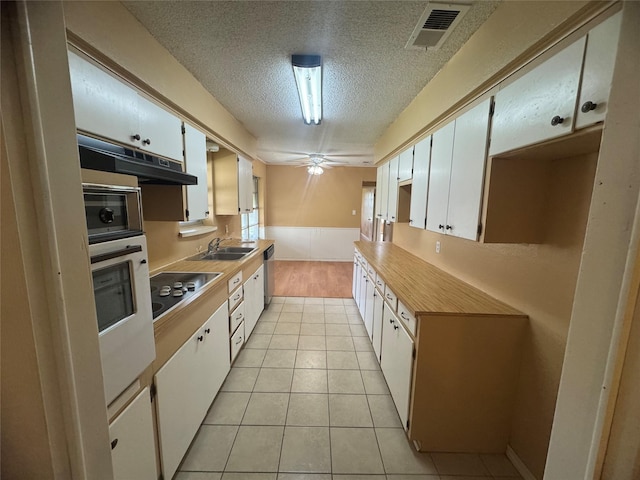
[
  {"left": 142, "top": 138, "right": 151, "bottom": 145},
  {"left": 446, "top": 225, "right": 452, "bottom": 230},
  {"left": 438, "top": 224, "right": 445, "bottom": 230},
  {"left": 140, "top": 259, "right": 147, "bottom": 264},
  {"left": 131, "top": 134, "right": 140, "bottom": 141},
  {"left": 111, "top": 439, "right": 118, "bottom": 450},
  {"left": 550, "top": 115, "right": 564, "bottom": 126},
  {"left": 205, "top": 328, "right": 211, "bottom": 334},
  {"left": 581, "top": 101, "right": 597, "bottom": 113},
  {"left": 393, "top": 325, "right": 399, "bottom": 330},
  {"left": 197, "top": 335, "right": 204, "bottom": 342}
]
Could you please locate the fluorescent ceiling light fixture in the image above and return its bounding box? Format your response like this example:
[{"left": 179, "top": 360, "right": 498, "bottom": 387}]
[
  {"left": 307, "top": 165, "right": 324, "bottom": 175},
  {"left": 292, "top": 54, "right": 322, "bottom": 125}
]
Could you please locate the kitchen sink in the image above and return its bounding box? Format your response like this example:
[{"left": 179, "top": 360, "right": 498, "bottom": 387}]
[
  {"left": 186, "top": 245, "right": 257, "bottom": 261},
  {"left": 217, "top": 246, "right": 257, "bottom": 254}
]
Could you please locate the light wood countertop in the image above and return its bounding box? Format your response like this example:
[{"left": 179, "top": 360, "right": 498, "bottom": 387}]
[{"left": 355, "top": 241, "right": 525, "bottom": 318}]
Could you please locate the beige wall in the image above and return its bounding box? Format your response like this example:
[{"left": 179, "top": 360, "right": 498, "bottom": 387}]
[
  {"left": 266, "top": 165, "right": 376, "bottom": 228},
  {"left": 394, "top": 153, "right": 597, "bottom": 478}
]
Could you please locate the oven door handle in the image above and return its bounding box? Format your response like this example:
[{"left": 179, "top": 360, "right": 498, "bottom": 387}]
[{"left": 90, "top": 245, "right": 143, "bottom": 264}]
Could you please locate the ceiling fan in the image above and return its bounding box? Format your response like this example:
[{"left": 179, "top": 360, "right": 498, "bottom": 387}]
[{"left": 262, "top": 147, "right": 373, "bottom": 173}]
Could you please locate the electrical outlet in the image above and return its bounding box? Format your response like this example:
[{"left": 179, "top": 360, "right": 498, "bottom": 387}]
[
  {"left": 225, "top": 224, "right": 229, "bottom": 234},
  {"left": 436, "top": 241, "right": 441, "bottom": 254},
  {"left": 352, "top": 210, "right": 356, "bottom": 216}
]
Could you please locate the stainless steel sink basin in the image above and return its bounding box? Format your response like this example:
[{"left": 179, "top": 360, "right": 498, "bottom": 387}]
[
  {"left": 217, "top": 246, "right": 257, "bottom": 254},
  {"left": 186, "top": 245, "right": 257, "bottom": 261},
  {"left": 187, "top": 252, "right": 247, "bottom": 261}
]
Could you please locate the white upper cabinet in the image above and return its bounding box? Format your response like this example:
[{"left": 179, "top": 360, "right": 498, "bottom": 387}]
[
  {"left": 68, "top": 51, "right": 184, "bottom": 162},
  {"left": 446, "top": 98, "right": 492, "bottom": 241},
  {"left": 426, "top": 121, "right": 455, "bottom": 234},
  {"left": 489, "top": 37, "right": 586, "bottom": 156},
  {"left": 387, "top": 155, "right": 400, "bottom": 222},
  {"left": 136, "top": 95, "right": 183, "bottom": 161},
  {"left": 409, "top": 135, "right": 431, "bottom": 230},
  {"left": 183, "top": 123, "right": 209, "bottom": 221},
  {"left": 576, "top": 11, "right": 622, "bottom": 129},
  {"left": 374, "top": 165, "right": 384, "bottom": 220},
  {"left": 69, "top": 51, "right": 139, "bottom": 148},
  {"left": 426, "top": 99, "right": 491, "bottom": 241},
  {"left": 398, "top": 146, "right": 414, "bottom": 182},
  {"left": 378, "top": 163, "right": 389, "bottom": 221}
]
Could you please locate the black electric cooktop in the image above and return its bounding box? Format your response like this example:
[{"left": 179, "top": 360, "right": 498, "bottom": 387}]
[{"left": 150, "top": 271, "right": 221, "bottom": 320}]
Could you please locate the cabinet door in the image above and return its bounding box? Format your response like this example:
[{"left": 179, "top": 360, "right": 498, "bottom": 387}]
[
  {"left": 372, "top": 288, "right": 384, "bottom": 360},
  {"left": 387, "top": 156, "right": 400, "bottom": 222},
  {"left": 136, "top": 95, "right": 183, "bottom": 161},
  {"left": 155, "top": 302, "right": 227, "bottom": 480},
  {"left": 358, "top": 266, "right": 368, "bottom": 318},
  {"left": 238, "top": 155, "right": 253, "bottom": 213},
  {"left": 398, "top": 147, "right": 414, "bottom": 182},
  {"left": 245, "top": 267, "right": 266, "bottom": 339},
  {"left": 446, "top": 99, "right": 491, "bottom": 241},
  {"left": 203, "top": 303, "right": 231, "bottom": 401},
  {"left": 490, "top": 37, "right": 586, "bottom": 155},
  {"left": 230, "top": 322, "right": 245, "bottom": 363},
  {"left": 409, "top": 136, "right": 431, "bottom": 230},
  {"left": 68, "top": 51, "right": 139, "bottom": 147},
  {"left": 426, "top": 121, "right": 455, "bottom": 234},
  {"left": 183, "top": 123, "right": 209, "bottom": 221},
  {"left": 363, "top": 275, "right": 375, "bottom": 340},
  {"left": 576, "top": 11, "right": 622, "bottom": 129},
  {"left": 381, "top": 303, "right": 414, "bottom": 430},
  {"left": 352, "top": 254, "right": 359, "bottom": 300},
  {"left": 109, "top": 387, "right": 157, "bottom": 480}
]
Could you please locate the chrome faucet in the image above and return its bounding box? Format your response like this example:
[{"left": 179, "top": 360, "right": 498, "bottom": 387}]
[{"left": 207, "top": 237, "right": 221, "bottom": 254}]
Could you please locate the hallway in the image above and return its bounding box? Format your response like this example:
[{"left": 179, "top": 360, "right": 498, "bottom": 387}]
[{"left": 174, "top": 296, "right": 523, "bottom": 479}]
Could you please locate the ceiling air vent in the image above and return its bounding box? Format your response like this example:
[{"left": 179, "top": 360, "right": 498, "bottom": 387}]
[{"left": 405, "top": 2, "right": 471, "bottom": 51}]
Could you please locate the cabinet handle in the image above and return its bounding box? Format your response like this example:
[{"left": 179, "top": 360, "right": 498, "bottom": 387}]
[
  {"left": 550, "top": 115, "right": 564, "bottom": 126},
  {"left": 237, "top": 313, "right": 244, "bottom": 320},
  {"left": 393, "top": 324, "right": 399, "bottom": 330},
  {"left": 409, "top": 219, "right": 413, "bottom": 224},
  {"left": 386, "top": 294, "right": 393, "bottom": 300},
  {"left": 235, "top": 336, "right": 243, "bottom": 345},
  {"left": 438, "top": 224, "right": 445, "bottom": 230},
  {"left": 373, "top": 292, "right": 377, "bottom": 297},
  {"left": 233, "top": 278, "right": 240, "bottom": 284},
  {"left": 446, "top": 225, "right": 452, "bottom": 230},
  {"left": 205, "top": 328, "right": 211, "bottom": 334},
  {"left": 142, "top": 138, "right": 151, "bottom": 145},
  {"left": 581, "top": 101, "right": 597, "bottom": 113},
  {"left": 401, "top": 312, "right": 409, "bottom": 320},
  {"left": 110, "top": 439, "right": 118, "bottom": 450},
  {"left": 197, "top": 335, "right": 204, "bottom": 342},
  {"left": 131, "top": 134, "right": 140, "bottom": 141},
  {"left": 233, "top": 293, "right": 241, "bottom": 301}
]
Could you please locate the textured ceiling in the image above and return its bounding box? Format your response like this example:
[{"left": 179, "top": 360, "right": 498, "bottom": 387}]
[{"left": 122, "top": 1, "right": 501, "bottom": 165}]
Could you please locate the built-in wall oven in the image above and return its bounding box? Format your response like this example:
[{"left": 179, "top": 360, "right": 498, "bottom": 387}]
[{"left": 84, "top": 183, "right": 155, "bottom": 405}]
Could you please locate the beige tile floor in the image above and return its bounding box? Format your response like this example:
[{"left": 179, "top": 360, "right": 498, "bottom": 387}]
[{"left": 175, "top": 297, "right": 524, "bottom": 480}]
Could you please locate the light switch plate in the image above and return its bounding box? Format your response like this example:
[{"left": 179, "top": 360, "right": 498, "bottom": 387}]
[{"left": 436, "top": 241, "right": 441, "bottom": 254}]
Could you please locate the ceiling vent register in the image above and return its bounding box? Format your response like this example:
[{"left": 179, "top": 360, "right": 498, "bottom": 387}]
[{"left": 406, "top": 2, "right": 471, "bottom": 51}]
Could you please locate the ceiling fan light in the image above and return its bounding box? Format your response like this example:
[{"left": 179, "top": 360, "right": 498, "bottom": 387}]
[
  {"left": 307, "top": 165, "right": 324, "bottom": 175},
  {"left": 292, "top": 54, "right": 322, "bottom": 125}
]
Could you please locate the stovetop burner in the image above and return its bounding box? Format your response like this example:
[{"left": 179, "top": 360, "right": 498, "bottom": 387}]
[{"left": 150, "top": 271, "right": 221, "bottom": 320}]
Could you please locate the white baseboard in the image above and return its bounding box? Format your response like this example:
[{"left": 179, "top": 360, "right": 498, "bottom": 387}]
[
  {"left": 265, "top": 226, "right": 359, "bottom": 261},
  {"left": 506, "top": 444, "right": 538, "bottom": 480}
]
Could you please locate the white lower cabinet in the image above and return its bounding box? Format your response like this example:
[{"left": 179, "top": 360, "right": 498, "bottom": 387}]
[
  {"left": 109, "top": 387, "right": 157, "bottom": 480},
  {"left": 244, "top": 264, "right": 265, "bottom": 339},
  {"left": 381, "top": 302, "right": 414, "bottom": 431},
  {"left": 230, "top": 321, "right": 245, "bottom": 362},
  {"left": 363, "top": 274, "right": 375, "bottom": 340},
  {"left": 358, "top": 264, "right": 368, "bottom": 318},
  {"left": 372, "top": 287, "right": 384, "bottom": 360},
  {"left": 154, "top": 302, "right": 230, "bottom": 480}
]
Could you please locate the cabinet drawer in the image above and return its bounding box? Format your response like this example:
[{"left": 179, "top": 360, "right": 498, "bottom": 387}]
[
  {"left": 384, "top": 286, "right": 398, "bottom": 311},
  {"left": 228, "top": 271, "right": 243, "bottom": 293},
  {"left": 397, "top": 300, "right": 417, "bottom": 337},
  {"left": 367, "top": 265, "right": 376, "bottom": 278},
  {"left": 228, "top": 287, "right": 244, "bottom": 312},
  {"left": 375, "top": 274, "right": 386, "bottom": 293},
  {"left": 359, "top": 257, "right": 368, "bottom": 269},
  {"left": 230, "top": 322, "right": 245, "bottom": 363},
  {"left": 230, "top": 301, "right": 245, "bottom": 334}
]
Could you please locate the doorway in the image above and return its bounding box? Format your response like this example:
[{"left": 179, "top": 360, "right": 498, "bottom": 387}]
[{"left": 360, "top": 182, "right": 375, "bottom": 241}]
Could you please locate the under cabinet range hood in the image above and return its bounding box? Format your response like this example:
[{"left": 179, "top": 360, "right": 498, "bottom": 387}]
[{"left": 77, "top": 134, "right": 198, "bottom": 186}]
